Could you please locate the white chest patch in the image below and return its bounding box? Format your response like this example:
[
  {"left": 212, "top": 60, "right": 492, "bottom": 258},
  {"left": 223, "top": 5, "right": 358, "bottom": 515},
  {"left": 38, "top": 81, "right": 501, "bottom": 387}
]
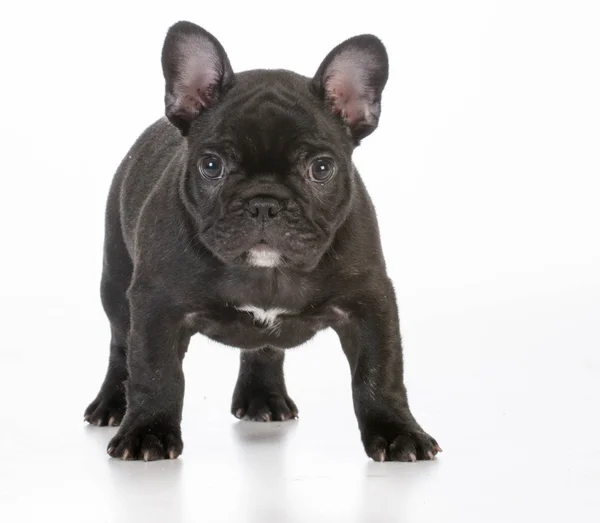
[{"left": 236, "top": 305, "right": 290, "bottom": 328}]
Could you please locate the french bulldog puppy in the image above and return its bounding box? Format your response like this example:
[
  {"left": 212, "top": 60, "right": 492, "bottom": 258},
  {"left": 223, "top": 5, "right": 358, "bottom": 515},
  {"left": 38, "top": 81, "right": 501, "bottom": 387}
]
[{"left": 84, "top": 21, "right": 441, "bottom": 462}]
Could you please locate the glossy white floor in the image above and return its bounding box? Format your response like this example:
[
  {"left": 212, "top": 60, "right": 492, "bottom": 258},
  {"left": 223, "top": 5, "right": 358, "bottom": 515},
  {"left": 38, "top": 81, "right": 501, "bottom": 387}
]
[{"left": 1, "top": 278, "right": 599, "bottom": 522}]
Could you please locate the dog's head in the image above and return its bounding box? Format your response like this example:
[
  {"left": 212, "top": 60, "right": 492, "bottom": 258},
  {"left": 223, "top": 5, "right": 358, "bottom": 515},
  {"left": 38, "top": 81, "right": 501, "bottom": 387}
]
[{"left": 161, "top": 22, "right": 388, "bottom": 271}]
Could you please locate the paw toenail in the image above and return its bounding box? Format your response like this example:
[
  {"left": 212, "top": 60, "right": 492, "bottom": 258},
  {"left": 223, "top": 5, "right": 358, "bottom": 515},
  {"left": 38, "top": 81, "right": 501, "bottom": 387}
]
[{"left": 409, "top": 452, "right": 417, "bottom": 462}]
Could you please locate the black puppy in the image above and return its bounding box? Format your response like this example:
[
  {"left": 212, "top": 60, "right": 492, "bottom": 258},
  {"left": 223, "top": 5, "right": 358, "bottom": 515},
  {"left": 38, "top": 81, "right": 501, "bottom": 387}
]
[{"left": 84, "top": 21, "right": 441, "bottom": 462}]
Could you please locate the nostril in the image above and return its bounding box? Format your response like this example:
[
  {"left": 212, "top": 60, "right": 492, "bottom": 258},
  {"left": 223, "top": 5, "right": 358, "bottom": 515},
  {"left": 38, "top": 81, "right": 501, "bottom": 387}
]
[{"left": 247, "top": 197, "right": 281, "bottom": 219}]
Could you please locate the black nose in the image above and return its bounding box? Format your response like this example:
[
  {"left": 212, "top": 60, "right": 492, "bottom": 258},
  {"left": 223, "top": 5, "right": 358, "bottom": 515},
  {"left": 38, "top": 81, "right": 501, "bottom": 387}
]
[{"left": 247, "top": 197, "right": 281, "bottom": 220}]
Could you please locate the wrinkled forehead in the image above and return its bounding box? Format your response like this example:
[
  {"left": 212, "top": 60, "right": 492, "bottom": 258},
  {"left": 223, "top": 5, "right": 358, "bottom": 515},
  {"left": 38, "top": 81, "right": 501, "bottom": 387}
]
[{"left": 192, "top": 71, "right": 348, "bottom": 164}]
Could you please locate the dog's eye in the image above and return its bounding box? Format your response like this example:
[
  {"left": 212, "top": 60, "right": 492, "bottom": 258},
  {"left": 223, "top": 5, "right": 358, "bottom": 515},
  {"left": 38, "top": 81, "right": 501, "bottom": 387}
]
[
  {"left": 198, "top": 155, "right": 225, "bottom": 180},
  {"left": 309, "top": 157, "right": 335, "bottom": 183}
]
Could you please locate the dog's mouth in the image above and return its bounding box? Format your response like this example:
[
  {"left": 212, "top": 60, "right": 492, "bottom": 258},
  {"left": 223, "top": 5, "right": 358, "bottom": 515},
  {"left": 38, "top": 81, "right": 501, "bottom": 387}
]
[{"left": 201, "top": 213, "right": 327, "bottom": 271}]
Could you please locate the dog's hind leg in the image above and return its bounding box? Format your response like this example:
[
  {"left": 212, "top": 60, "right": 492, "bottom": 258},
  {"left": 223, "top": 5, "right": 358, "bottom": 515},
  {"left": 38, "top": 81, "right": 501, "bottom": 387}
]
[
  {"left": 231, "top": 347, "right": 298, "bottom": 422},
  {"left": 84, "top": 186, "right": 132, "bottom": 427}
]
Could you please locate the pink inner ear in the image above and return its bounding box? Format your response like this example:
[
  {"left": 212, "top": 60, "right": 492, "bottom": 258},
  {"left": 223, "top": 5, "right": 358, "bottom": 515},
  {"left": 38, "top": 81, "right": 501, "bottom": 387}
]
[
  {"left": 181, "top": 70, "right": 215, "bottom": 108},
  {"left": 324, "top": 48, "right": 377, "bottom": 129},
  {"left": 171, "top": 36, "right": 221, "bottom": 118},
  {"left": 327, "top": 76, "right": 365, "bottom": 128}
]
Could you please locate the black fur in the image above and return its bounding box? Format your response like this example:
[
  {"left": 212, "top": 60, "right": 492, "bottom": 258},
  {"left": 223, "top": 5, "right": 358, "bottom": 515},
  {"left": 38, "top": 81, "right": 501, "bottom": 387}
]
[{"left": 84, "top": 21, "right": 440, "bottom": 462}]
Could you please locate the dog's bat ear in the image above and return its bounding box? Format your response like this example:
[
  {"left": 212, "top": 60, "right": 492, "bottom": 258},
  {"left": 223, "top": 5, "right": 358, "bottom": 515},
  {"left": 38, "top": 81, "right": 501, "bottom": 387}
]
[
  {"left": 161, "top": 21, "right": 234, "bottom": 135},
  {"left": 312, "top": 35, "right": 389, "bottom": 143}
]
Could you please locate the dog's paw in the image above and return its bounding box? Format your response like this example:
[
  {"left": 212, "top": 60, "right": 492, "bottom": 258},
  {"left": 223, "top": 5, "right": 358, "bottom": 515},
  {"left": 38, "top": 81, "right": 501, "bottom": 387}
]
[
  {"left": 107, "top": 420, "right": 183, "bottom": 461},
  {"left": 232, "top": 388, "right": 298, "bottom": 422},
  {"left": 361, "top": 421, "right": 441, "bottom": 462},
  {"left": 84, "top": 393, "right": 126, "bottom": 427}
]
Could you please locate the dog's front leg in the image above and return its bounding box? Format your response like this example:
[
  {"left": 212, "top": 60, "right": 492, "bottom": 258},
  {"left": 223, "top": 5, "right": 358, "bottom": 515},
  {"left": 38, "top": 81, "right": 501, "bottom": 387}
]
[
  {"left": 335, "top": 281, "right": 441, "bottom": 462},
  {"left": 107, "top": 286, "right": 186, "bottom": 461}
]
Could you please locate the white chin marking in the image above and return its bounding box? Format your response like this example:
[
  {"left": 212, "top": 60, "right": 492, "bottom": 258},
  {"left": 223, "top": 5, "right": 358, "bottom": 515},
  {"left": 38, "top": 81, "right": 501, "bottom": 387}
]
[{"left": 248, "top": 247, "right": 280, "bottom": 267}]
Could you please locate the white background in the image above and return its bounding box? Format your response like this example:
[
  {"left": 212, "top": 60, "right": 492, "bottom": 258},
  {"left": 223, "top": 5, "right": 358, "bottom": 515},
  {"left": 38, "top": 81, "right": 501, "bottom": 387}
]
[{"left": 1, "top": 1, "right": 599, "bottom": 521}]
